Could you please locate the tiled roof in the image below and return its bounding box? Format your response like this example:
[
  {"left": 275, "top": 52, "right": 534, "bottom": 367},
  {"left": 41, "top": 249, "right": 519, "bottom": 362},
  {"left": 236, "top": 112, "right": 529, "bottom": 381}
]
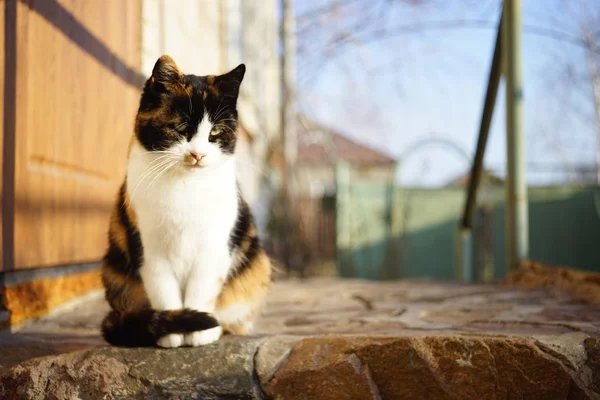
[
  {"left": 445, "top": 170, "right": 505, "bottom": 187},
  {"left": 297, "top": 119, "right": 396, "bottom": 166}
]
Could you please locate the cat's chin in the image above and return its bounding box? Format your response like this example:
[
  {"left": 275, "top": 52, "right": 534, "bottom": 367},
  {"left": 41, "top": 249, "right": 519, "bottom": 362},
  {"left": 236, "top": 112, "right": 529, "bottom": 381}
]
[
  {"left": 185, "top": 158, "right": 232, "bottom": 172},
  {"left": 183, "top": 163, "right": 220, "bottom": 175},
  {"left": 183, "top": 160, "right": 215, "bottom": 170},
  {"left": 185, "top": 164, "right": 205, "bottom": 169}
]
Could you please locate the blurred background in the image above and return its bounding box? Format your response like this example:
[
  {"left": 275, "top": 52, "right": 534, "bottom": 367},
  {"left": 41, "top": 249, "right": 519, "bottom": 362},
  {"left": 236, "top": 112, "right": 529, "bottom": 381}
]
[{"left": 1, "top": 0, "right": 600, "bottom": 325}]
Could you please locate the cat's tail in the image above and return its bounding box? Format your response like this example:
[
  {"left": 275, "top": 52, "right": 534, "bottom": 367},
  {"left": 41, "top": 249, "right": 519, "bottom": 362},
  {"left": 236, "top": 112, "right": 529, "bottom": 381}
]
[{"left": 101, "top": 308, "right": 219, "bottom": 347}]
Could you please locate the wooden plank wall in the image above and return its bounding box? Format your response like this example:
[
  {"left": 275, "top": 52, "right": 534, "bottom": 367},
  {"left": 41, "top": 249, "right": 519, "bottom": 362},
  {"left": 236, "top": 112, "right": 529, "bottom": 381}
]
[
  {"left": 1, "top": 0, "right": 12, "bottom": 272},
  {"left": 4, "top": 0, "right": 143, "bottom": 270},
  {"left": 1, "top": 0, "right": 5, "bottom": 270}
]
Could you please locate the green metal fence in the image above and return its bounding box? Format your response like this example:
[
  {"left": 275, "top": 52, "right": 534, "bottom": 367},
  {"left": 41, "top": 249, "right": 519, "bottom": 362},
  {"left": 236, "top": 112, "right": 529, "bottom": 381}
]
[{"left": 336, "top": 165, "right": 600, "bottom": 280}]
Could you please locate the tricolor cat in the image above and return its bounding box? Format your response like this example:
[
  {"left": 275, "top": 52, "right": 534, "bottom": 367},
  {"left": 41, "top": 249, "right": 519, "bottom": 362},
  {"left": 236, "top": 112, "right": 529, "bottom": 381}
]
[{"left": 101, "top": 55, "right": 271, "bottom": 348}]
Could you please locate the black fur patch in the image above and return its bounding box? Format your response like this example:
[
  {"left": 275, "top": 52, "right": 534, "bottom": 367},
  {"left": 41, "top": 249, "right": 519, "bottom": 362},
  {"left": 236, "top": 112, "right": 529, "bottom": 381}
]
[
  {"left": 228, "top": 196, "right": 261, "bottom": 281},
  {"left": 117, "top": 183, "right": 143, "bottom": 274},
  {"left": 229, "top": 197, "right": 252, "bottom": 253},
  {"left": 103, "top": 183, "right": 143, "bottom": 279},
  {"left": 102, "top": 309, "right": 219, "bottom": 347}
]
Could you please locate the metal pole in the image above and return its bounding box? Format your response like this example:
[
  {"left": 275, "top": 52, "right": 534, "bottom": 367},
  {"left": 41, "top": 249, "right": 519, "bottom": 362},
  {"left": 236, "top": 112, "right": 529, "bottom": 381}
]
[
  {"left": 454, "top": 229, "right": 473, "bottom": 282},
  {"left": 456, "top": 15, "right": 503, "bottom": 282},
  {"left": 460, "top": 14, "right": 503, "bottom": 231},
  {"left": 503, "top": 0, "right": 528, "bottom": 273}
]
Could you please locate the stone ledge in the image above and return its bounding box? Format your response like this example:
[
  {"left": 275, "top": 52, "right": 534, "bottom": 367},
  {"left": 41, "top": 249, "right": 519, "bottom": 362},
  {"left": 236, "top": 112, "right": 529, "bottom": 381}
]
[{"left": 1, "top": 333, "right": 598, "bottom": 399}]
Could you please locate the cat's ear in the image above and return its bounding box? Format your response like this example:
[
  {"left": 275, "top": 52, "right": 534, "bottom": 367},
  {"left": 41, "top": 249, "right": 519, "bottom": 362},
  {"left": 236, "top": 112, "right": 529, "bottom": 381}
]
[
  {"left": 151, "top": 55, "right": 183, "bottom": 84},
  {"left": 212, "top": 64, "right": 245, "bottom": 99}
]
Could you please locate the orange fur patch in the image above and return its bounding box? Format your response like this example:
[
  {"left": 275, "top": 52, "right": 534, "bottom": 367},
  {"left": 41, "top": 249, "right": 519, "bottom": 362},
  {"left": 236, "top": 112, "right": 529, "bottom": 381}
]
[
  {"left": 109, "top": 210, "right": 128, "bottom": 252},
  {"left": 217, "top": 251, "right": 271, "bottom": 310}
]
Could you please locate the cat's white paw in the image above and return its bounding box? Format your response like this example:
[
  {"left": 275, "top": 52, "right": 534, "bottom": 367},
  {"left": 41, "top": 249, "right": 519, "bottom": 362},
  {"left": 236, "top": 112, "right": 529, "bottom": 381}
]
[
  {"left": 184, "top": 326, "right": 222, "bottom": 347},
  {"left": 157, "top": 333, "right": 184, "bottom": 348}
]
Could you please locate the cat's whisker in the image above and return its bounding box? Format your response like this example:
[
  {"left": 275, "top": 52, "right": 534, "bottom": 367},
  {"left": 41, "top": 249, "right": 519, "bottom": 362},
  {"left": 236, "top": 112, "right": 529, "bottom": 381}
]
[
  {"left": 135, "top": 158, "right": 174, "bottom": 188},
  {"left": 213, "top": 122, "right": 237, "bottom": 132},
  {"left": 212, "top": 98, "right": 225, "bottom": 120},
  {"left": 138, "top": 162, "right": 173, "bottom": 198},
  {"left": 146, "top": 155, "right": 175, "bottom": 167},
  {"left": 214, "top": 126, "right": 237, "bottom": 134},
  {"left": 130, "top": 162, "right": 173, "bottom": 205},
  {"left": 145, "top": 154, "right": 179, "bottom": 165},
  {"left": 146, "top": 156, "right": 176, "bottom": 165},
  {"left": 135, "top": 156, "right": 176, "bottom": 181},
  {"left": 147, "top": 158, "right": 179, "bottom": 186},
  {"left": 212, "top": 102, "right": 229, "bottom": 122},
  {"left": 150, "top": 145, "right": 180, "bottom": 154},
  {"left": 150, "top": 150, "right": 180, "bottom": 155},
  {"left": 219, "top": 127, "right": 239, "bottom": 136},
  {"left": 213, "top": 110, "right": 230, "bottom": 123},
  {"left": 173, "top": 121, "right": 189, "bottom": 131},
  {"left": 130, "top": 157, "right": 177, "bottom": 203},
  {"left": 144, "top": 157, "right": 177, "bottom": 179},
  {"left": 214, "top": 127, "right": 233, "bottom": 135},
  {"left": 145, "top": 160, "right": 179, "bottom": 194}
]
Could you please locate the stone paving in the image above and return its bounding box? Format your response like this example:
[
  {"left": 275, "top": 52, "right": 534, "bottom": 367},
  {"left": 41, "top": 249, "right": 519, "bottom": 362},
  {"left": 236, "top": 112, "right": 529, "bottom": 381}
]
[{"left": 1, "top": 274, "right": 599, "bottom": 399}]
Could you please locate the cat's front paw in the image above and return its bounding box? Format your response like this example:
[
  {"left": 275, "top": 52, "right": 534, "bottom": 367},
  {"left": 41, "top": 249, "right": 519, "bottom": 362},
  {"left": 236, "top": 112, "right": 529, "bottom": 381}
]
[
  {"left": 157, "top": 333, "right": 184, "bottom": 348},
  {"left": 184, "top": 326, "right": 222, "bottom": 347}
]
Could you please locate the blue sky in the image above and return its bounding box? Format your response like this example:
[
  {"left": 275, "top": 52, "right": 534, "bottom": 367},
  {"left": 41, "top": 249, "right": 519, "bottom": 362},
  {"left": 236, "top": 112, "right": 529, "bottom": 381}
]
[{"left": 296, "top": 0, "right": 598, "bottom": 186}]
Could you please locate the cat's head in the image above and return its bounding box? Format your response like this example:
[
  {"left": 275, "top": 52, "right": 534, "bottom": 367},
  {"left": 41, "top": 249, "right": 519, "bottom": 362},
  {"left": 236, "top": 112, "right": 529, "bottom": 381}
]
[{"left": 134, "top": 55, "right": 245, "bottom": 170}]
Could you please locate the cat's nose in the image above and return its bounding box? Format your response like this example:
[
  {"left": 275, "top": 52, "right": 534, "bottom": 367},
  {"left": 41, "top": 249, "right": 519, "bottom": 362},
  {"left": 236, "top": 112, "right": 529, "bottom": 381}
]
[{"left": 189, "top": 151, "right": 206, "bottom": 163}]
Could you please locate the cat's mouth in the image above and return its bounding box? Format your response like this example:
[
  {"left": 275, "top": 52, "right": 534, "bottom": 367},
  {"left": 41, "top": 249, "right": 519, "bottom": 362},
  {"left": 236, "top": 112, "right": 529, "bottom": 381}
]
[
  {"left": 184, "top": 162, "right": 206, "bottom": 169},
  {"left": 185, "top": 163, "right": 204, "bottom": 169}
]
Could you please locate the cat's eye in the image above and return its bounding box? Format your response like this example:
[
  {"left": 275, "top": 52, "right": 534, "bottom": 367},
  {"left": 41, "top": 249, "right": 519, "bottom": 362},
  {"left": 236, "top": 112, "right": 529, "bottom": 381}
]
[
  {"left": 210, "top": 127, "right": 221, "bottom": 136},
  {"left": 174, "top": 125, "right": 187, "bottom": 134}
]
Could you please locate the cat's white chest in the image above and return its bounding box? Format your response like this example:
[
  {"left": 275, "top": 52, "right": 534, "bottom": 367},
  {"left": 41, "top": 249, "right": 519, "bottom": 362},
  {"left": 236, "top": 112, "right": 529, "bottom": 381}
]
[{"left": 126, "top": 152, "right": 238, "bottom": 281}]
